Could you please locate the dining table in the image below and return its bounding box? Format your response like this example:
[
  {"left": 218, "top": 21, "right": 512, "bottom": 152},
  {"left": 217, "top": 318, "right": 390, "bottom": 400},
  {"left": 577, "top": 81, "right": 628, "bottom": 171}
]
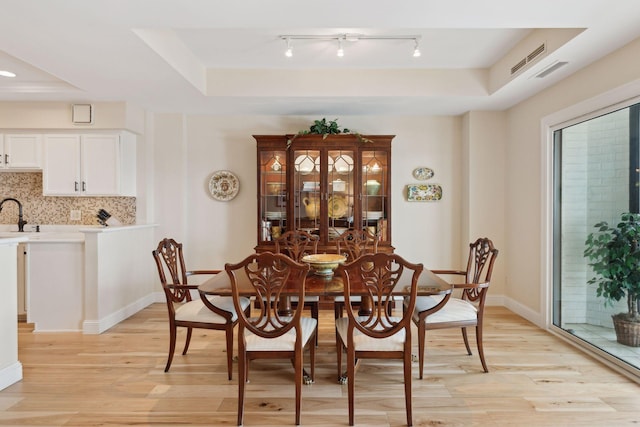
[{"left": 198, "top": 266, "right": 452, "bottom": 316}]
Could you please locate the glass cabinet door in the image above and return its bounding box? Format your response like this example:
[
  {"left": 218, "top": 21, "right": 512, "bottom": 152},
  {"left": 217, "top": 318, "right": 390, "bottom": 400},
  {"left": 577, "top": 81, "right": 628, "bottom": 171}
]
[
  {"left": 259, "top": 150, "right": 286, "bottom": 243},
  {"left": 327, "top": 149, "right": 355, "bottom": 244},
  {"left": 292, "top": 149, "right": 321, "bottom": 237},
  {"left": 361, "top": 149, "right": 389, "bottom": 243}
]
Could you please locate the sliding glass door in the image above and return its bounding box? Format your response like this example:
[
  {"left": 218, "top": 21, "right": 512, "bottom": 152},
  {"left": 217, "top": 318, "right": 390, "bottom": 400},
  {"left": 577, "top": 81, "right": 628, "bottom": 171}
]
[{"left": 553, "top": 103, "right": 640, "bottom": 372}]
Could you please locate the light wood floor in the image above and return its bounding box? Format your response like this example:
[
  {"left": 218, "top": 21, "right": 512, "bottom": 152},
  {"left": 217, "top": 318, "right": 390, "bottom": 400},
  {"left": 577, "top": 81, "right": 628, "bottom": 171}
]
[{"left": 2, "top": 305, "right": 640, "bottom": 426}]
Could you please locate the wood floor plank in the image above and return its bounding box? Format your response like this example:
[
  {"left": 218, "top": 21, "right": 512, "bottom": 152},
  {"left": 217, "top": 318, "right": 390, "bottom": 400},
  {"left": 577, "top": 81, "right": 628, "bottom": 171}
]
[{"left": 0, "top": 304, "right": 639, "bottom": 426}]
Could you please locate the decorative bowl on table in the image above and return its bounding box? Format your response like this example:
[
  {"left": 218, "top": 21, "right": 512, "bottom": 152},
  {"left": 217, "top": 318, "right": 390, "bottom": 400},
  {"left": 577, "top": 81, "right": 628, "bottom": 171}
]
[{"left": 301, "top": 253, "right": 347, "bottom": 276}]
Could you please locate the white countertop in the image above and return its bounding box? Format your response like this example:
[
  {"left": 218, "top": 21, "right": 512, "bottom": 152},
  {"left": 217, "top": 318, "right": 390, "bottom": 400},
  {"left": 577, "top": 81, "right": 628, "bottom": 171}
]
[{"left": 0, "top": 224, "right": 156, "bottom": 243}]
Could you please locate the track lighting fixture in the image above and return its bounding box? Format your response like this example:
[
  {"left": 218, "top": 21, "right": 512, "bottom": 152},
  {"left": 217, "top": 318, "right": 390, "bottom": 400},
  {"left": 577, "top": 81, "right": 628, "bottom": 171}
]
[
  {"left": 337, "top": 37, "right": 344, "bottom": 57},
  {"left": 279, "top": 34, "right": 422, "bottom": 58},
  {"left": 413, "top": 39, "right": 421, "bottom": 57},
  {"left": 284, "top": 38, "right": 293, "bottom": 57}
]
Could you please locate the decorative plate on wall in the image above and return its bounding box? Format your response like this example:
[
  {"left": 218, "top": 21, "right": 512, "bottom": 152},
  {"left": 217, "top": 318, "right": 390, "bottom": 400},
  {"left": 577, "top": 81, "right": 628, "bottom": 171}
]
[
  {"left": 412, "top": 167, "right": 434, "bottom": 181},
  {"left": 209, "top": 170, "right": 240, "bottom": 201},
  {"left": 406, "top": 183, "right": 442, "bottom": 201}
]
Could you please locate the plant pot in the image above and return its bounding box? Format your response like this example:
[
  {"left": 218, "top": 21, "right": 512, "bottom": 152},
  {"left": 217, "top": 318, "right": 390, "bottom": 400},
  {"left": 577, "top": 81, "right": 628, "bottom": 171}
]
[{"left": 612, "top": 314, "right": 640, "bottom": 347}]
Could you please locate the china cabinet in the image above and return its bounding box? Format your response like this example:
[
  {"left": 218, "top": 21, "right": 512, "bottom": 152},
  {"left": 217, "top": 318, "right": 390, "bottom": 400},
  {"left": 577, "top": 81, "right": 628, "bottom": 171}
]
[
  {"left": 254, "top": 134, "right": 394, "bottom": 254},
  {"left": 0, "top": 134, "right": 42, "bottom": 170},
  {"left": 42, "top": 132, "right": 136, "bottom": 196}
]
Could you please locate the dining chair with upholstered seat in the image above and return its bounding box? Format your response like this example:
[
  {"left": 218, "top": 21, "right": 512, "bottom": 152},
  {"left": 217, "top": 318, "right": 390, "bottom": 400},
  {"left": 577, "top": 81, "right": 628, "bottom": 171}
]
[
  {"left": 335, "top": 252, "right": 423, "bottom": 427},
  {"left": 334, "top": 229, "right": 402, "bottom": 318},
  {"left": 152, "top": 238, "right": 251, "bottom": 379},
  {"left": 275, "top": 230, "right": 320, "bottom": 339},
  {"left": 409, "top": 237, "right": 498, "bottom": 378},
  {"left": 226, "top": 252, "right": 317, "bottom": 426}
]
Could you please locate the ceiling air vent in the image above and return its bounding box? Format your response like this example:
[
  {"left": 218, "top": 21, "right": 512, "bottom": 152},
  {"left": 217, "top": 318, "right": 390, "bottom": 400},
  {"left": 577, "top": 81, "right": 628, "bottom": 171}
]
[
  {"left": 535, "top": 61, "right": 569, "bottom": 78},
  {"left": 527, "top": 43, "right": 546, "bottom": 62},
  {"left": 510, "top": 42, "right": 547, "bottom": 76},
  {"left": 511, "top": 58, "right": 527, "bottom": 75}
]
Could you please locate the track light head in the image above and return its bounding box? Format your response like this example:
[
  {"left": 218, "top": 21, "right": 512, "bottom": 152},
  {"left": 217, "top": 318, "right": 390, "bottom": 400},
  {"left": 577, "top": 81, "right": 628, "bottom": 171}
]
[
  {"left": 413, "top": 38, "right": 421, "bottom": 57},
  {"left": 337, "top": 38, "right": 344, "bottom": 57},
  {"left": 284, "top": 38, "right": 293, "bottom": 57}
]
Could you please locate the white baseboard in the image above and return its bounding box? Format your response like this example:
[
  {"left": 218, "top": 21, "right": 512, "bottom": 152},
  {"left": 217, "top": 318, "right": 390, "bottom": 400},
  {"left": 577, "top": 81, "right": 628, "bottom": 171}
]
[
  {"left": 83, "top": 293, "right": 156, "bottom": 334},
  {"left": 0, "top": 361, "right": 22, "bottom": 391},
  {"left": 503, "top": 295, "right": 544, "bottom": 327}
]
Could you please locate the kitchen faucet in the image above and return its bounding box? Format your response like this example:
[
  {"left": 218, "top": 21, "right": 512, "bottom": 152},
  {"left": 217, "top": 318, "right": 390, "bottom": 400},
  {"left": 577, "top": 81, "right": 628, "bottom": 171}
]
[{"left": 0, "top": 197, "right": 27, "bottom": 232}]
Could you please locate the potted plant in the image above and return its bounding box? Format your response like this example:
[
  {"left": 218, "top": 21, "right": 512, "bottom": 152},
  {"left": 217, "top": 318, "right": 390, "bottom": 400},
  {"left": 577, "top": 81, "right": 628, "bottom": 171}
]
[
  {"left": 287, "top": 118, "right": 371, "bottom": 148},
  {"left": 584, "top": 212, "right": 640, "bottom": 346}
]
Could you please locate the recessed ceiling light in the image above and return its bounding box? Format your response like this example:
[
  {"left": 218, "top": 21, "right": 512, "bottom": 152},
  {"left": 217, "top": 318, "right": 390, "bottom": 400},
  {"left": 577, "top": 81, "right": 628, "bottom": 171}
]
[{"left": 0, "top": 70, "right": 17, "bottom": 78}]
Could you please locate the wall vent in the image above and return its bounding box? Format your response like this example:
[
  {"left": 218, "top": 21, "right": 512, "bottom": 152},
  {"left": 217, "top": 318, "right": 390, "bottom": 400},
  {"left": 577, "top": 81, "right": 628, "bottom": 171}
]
[{"left": 510, "top": 42, "right": 547, "bottom": 76}]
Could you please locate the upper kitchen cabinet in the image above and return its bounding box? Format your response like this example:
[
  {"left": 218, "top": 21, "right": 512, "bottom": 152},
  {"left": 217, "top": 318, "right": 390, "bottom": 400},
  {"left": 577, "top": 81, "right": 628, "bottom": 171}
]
[
  {"left": 254, "top": 134, "right": 394, "bottom": 254},
  {"left": 0, "top": 134, "right": 42, "bottom": 170},
  {"left": 42, "top": 132, "right": 136, "bottom": 196}
]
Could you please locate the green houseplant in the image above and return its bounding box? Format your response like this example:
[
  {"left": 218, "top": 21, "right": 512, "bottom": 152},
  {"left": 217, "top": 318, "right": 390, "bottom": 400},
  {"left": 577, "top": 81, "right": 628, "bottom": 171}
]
[
  {"left": 287, "top": 118, "right": 371, "bottom": 148},
  {"left": 584, "top": 212, "right": 640, "bottom": 346}
]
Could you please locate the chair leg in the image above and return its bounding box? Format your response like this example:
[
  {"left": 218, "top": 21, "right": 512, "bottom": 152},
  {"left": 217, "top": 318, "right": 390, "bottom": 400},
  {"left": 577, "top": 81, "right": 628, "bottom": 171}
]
[
  {"left": 347, "top": 348, "right": 356, "bottom": 426},
  {"left": 165, "top": 324, "right": 177, "bottom": 372},
  {"left": 295, "top": 351, "right": 303, "bottom": 425},
  {"left": 334, "top": 301, "right": 344, "bottom": 319},
  {"left": 310, "top": 329, "right": 316, "bottom": 382},
  {"left": 417, "top": 321, "right": 426, "bottom": 380},
  {"left": 182, "top": 327, "right": 193, "bottom": 355},
  {"left": 476, "top": 323, "right": 488, "bottom": 373},
  {"left": 237, "top": 348, "right": 246, "bottom": 426},
  {"left": 461, "top": 327, "right": 472, "bottom": 355},
  {"left": 404, "top": 343, "right": 413, "bottom": 427},
  {"left": 225, "top": 325, "right": 234, "bottom": 381},
  {"left": 310, "top": 302, "right": 319, "bottom": 346},
  {"left": 336, "top": 331, "right": 343, "bottom": 380}
]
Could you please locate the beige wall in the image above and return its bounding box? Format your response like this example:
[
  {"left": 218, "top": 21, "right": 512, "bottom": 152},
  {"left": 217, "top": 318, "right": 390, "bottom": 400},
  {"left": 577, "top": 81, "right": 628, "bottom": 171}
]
[
  {"left": 505, "top": 36, "right": 640, "bottom": 325},
  {"left": 462, "top": 111, "right": 507, "bottom": 297},
  {"left": 151, "top": 115, "right": 469, "bottom": 272}
]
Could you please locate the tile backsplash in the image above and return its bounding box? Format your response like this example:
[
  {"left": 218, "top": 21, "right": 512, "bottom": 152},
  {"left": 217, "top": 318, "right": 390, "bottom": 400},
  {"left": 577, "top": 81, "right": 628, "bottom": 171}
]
[{"left": 0, "top": 172, "right": 135, "bottom": 227}]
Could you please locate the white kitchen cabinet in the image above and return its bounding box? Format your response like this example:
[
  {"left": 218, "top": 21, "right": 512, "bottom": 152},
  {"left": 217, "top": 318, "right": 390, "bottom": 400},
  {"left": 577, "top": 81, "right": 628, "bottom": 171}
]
[
  {"left": 42, "top": 132, "right": 136, "bottom": 196},
  {"left": 0, "top": 134, "right": 42, "bottom": 170}
]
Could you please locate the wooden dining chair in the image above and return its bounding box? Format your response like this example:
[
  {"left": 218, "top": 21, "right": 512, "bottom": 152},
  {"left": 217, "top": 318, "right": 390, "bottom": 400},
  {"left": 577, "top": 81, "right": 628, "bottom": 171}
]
[
  {"left": 275, "top": 230, "right": 320, "bottom": 335},
  {"left": 409, "top": 237, "right": 498, "bottom": 378},
  {"left": 335, "top": 252, "right": 423, "bottom": 427},
  {"left": 226, "top": 252, "right": 317, "bottom": 426},
  {"left": 334, "top": 229, "right": 402, "bottom": 318},
  {"left": 333, "top": 229, "right": 379, "bottom": 318},
  {"left": 152, "top": 238, "right": 250, "bottom": 379}
]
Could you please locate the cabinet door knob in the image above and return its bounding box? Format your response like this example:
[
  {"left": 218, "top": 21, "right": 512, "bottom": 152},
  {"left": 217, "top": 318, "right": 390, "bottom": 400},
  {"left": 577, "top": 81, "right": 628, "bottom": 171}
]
[
  {"left": 75, "top": 181, "right": 79, "bottom": 192},
  {"left": 82, "top": 181, "right": 86, "bottom": 191},
  {"left": 4, "top": 154, "right": 7, "bottom": 164}
]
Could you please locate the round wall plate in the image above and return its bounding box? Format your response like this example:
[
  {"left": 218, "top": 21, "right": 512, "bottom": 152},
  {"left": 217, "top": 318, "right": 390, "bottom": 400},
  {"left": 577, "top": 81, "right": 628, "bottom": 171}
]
[
  {"left": 412, "top": 167, "right": 434, "bottom": 180},
  {"left": 209, "top": 170, "right": 240, "bottom": 201}
]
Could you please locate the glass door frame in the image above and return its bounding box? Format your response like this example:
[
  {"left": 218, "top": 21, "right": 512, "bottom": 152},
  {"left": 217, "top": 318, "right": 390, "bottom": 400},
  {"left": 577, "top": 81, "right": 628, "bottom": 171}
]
[{"left": 542, "top": 90, "right": 640, "bottom": 381}]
